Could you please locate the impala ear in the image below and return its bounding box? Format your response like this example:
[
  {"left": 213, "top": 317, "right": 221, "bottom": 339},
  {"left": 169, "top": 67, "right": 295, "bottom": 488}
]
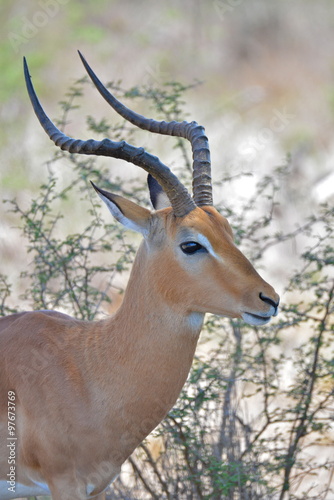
[
  {"left": 91, "top": 182, "right": 151, "bottom": 237},
  {"left": 147, "top": 174, "right": 170, "bottom": 210}
]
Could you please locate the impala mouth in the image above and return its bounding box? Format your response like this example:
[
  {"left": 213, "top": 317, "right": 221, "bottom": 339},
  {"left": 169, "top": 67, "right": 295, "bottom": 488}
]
[{"left": 241, "top": 312, "right": 272, "bottom": 326}]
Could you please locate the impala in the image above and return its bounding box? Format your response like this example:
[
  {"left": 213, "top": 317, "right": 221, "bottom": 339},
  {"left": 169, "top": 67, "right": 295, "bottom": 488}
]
[{"left": 0, "top": 52, "right": 279, "bottom": 500}]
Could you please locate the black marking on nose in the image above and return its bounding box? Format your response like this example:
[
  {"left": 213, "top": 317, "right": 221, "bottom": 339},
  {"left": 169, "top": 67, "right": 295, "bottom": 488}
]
[{"left": 259, "top": 292, "right": 279, "bottom": 309}]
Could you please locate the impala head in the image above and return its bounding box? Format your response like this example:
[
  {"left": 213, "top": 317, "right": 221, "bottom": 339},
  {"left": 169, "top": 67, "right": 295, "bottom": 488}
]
[{"left": 24, "top": 52, "right": 279, "bottom": 326}]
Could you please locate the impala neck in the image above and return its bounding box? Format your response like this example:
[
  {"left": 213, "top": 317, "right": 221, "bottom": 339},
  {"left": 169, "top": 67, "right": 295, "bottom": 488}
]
[
  {"left": 87, "top": 241, "right": 204, "bottom": 458},
  {"left": 86, "top": 241, "right": 203, "bottom": 377},
  {"left": 103, "top": 239, "right": 203, "bottom": 403},
  {"left": 114, "top": 240, "right": 205, "bottom": 341}
]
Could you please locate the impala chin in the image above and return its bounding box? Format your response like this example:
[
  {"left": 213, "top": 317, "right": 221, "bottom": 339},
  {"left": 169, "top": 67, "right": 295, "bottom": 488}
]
[{"left": 241, "top": 308, "right": 278, "bottom": 326}]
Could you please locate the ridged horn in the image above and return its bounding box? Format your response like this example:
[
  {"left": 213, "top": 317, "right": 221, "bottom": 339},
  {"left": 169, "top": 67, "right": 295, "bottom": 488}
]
[
  {"left": 78, "top": 51, "right": 213, "bottom": 207},
  {"left": 23, "top": 57, "right": 196, "bottom": 218}
]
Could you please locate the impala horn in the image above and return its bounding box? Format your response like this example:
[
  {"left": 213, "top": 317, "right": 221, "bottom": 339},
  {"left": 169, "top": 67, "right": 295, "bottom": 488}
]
[
  {"left": 23, "top": 57, "right": 196, "bottom": 217},
  {"left": 78, "top": 51, "right": 213, "bottom": 207}
]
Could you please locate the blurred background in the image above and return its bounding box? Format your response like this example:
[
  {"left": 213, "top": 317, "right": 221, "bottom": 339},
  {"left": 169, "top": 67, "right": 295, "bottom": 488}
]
[{"left": 1, "top": 0, "right": 334, "bottom": 292}]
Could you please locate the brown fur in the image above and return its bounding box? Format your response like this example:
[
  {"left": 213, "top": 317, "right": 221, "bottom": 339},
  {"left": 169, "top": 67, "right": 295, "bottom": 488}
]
[{"left": 0, "top": 203, "right": 279, "bottom": 499}]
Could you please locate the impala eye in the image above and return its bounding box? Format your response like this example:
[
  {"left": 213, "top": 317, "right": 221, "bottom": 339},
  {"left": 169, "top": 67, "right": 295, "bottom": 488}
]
[{"left": 180, "top": 241, "right": 206, "bottom": 255}]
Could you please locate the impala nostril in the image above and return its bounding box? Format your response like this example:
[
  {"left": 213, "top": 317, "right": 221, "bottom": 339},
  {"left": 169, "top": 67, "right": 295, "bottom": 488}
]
[{"left": 259, "top": 292, "right": 279, "bottom": 309}]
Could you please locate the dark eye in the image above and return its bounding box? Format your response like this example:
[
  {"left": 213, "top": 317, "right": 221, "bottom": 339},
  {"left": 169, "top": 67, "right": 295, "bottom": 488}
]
[{"left": 180, "top": 241, "right": 206, "bottom": 255}]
